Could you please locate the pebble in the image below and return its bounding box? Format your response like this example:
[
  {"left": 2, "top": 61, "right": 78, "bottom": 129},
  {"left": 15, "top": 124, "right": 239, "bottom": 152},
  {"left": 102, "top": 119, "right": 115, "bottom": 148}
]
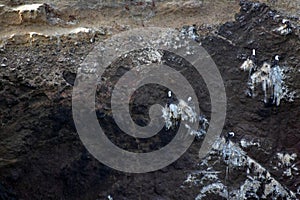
[{"left": 1, "top": 63, "right": 7, "bottom": 67}]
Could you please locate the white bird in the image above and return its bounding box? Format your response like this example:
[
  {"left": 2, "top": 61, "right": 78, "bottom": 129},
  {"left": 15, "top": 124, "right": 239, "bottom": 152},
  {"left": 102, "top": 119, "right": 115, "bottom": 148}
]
[
  {"left": 240, "top": 49, "right": 257, "bottom": 73},
  {"left": 241, "top": 49, "right": 258, "bottom": 97},
  {"left": 228, "top": 132, "right": 235, "bottom": 138},
  {"left": 225, "top": 131, "right": 235, "bottom": 144}
]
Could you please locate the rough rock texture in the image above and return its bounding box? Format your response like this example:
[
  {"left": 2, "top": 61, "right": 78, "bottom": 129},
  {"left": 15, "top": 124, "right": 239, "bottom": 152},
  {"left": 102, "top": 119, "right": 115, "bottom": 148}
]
[
  {"left": 0, "top": 1, "right": 300, "bottom": 200},
  {"left": 196, "top": 2, "right": 300, "bottom": 198},
  {"left": 0, "top": 3, "right": 61, "bottom": 25},
  {"left": 0, "top": 27, "right": 107, "bottom": 47}
]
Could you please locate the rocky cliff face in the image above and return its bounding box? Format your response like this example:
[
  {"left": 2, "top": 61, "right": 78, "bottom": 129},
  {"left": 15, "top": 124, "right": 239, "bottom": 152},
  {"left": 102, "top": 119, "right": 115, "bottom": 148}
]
[
  {"left": 0, "top": 3, "right": 62, "bottom": 25},
  {"left": 0, "top": 1, "right": 300, "bottom": 200}
]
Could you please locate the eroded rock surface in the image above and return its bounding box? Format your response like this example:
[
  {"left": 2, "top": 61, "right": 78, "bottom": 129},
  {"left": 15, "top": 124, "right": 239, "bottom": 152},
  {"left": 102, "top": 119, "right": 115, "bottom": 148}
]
[
  {"left": 0, "top": 1, "right": 300, "bottom": 200},
  {"left": 0, "top": 3, "right": 61, "bottom": 25}
]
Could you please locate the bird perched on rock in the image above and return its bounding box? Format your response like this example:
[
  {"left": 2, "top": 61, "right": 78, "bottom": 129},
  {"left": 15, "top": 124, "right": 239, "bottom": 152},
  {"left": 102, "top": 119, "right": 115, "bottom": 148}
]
[
  {"left": 241, "top": 49, "right": 257, "bottom": 97},
  {"left": 167, "top": 90, "right": 172, "bottom": 106},
  {"left": 274, "top": 19, "right": 292, "bottom": 36},
  {"left": 225, "top": 132, "right": 235, "bottom": 144},
  {"left": 273, "top": 55, "right": 280, "bottom": 67},
  {"left": 240, "top": 49, "right": 257, "bottom": 76},
  {"left": 269, "top": 55, "right": 284, "bottom": 106},
  {"left": 181, "top": 25, "right": 200, "bottom": 42}
]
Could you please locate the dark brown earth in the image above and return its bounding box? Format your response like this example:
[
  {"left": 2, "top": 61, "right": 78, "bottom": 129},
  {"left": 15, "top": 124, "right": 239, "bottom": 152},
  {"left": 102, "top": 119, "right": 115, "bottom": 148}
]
[{"left": 0, "top": 1, "right": 300, "bottom": 200}]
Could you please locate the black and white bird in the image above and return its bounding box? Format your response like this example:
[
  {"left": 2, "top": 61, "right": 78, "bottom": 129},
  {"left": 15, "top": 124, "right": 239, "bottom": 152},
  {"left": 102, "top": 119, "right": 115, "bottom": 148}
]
[
  {"left": 225, "top": 132, "right": 235, "bottom": 144},
  {"left": 270, "top": 55, "right": 283, "bottom": 106},
  {"left": 181, "top": 24, "right": 200, "bottom": 42},
  {"left": 273, "top": 55, "right": 280, "bottom": 67},
  {"left": 274, "top": 19, "right": 293, "bottom": 35},
  {"left": 188, "top": 24, "right": 200, "bottom": 42},
  {"left": 249, "top": 49, "right": 257, "bottom": 75},
  {"left": 240, "top": 49, "right": 257, "bottom": 76},
  {"left": 168, "top": 91, "right": 172, "bottom": 98},
  {"left": 167, "top": 90, "right": 172, "bottom": 106},
  {"left": 241, "top": 49, "right": 258, "bottom": 97}
]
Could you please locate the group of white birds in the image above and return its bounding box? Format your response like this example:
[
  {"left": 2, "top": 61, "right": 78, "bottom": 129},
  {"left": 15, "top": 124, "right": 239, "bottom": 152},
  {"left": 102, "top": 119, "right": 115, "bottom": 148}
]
[
  {"left": 162, "top": 91, "right": 197, "bottom": 129},
  {"left": 240, "top": 49, "right": 285, "bottom": 106},
  {"left": 162, "top": 91, "right": 208, "bottom": 137}
]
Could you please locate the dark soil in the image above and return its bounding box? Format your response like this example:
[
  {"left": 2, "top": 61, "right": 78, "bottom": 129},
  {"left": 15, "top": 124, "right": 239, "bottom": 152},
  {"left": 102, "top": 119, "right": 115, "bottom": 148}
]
[{"left": 0, "top": 1, "right": 299, "bottom": 200}]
